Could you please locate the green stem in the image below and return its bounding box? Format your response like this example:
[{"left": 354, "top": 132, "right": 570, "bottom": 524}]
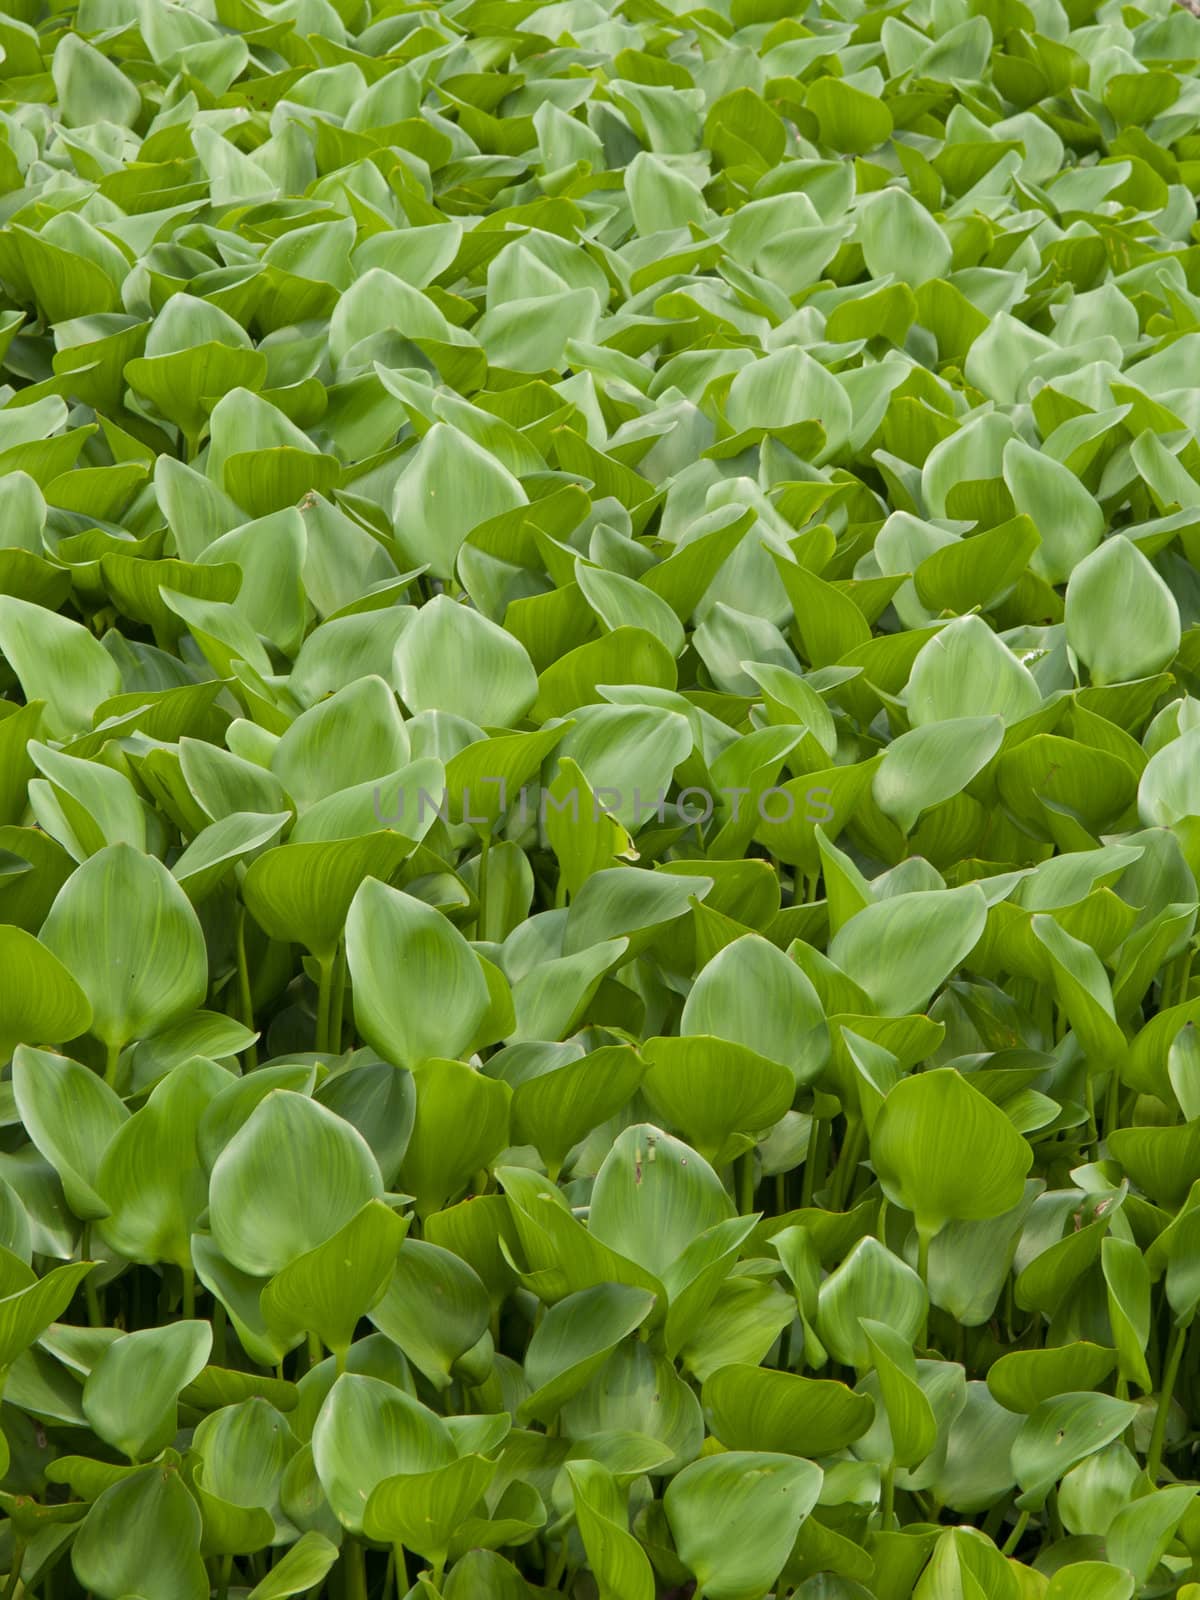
[
  {"left": 916, "top": 1227, "right": 931, "bottom": 1349},
  {"left": 736, "top": 1150, "right": 756, "bottom": 1213},
  {"left": 801, "top": 1115, "right": 825, "bottom": 1208},
  {"left": 217, "top": 1553, "right": 233, "bottom": 1600},
  {"left": 880, "top": 1463, "right": 896, "bottom": 1532},
  {"left": 181, "top": 1263, "right": 195, "bottom": 1320},
  {"left": 344, "top": 1538, "right": 367, "bottom": 1600},
  {"left": 82, "top": 1225, "right": 102, "bottom": 1329},
  {"left": 329, "top": 940, "right": 347, "bottom": 1054},
  {"left": 3, "top": 1538, "right": 25, "bottom": 1600},
  {"left": 315, "top": 956, "right": 334, "bottom": 1055},
  {"left": 1179, "top": 945, "right": 1195, "bottom": 1006},
  {"left": 543, "top": 1540, "right": 568, "bottom": 1590},
  {"left": 1104, "top": 1067, "right": 1122, "bottom": 1144},
  {"left": 308, "top": 1330, "right": 324, "bottom": 1370},
  {"left": 830, "top": 1118, "right": 864, "bottom": 1212},
  {"left": 235, "top": 906, "right": 258, "bottom": 1069},
  {"left": 214, "top": 1300, "right": 227, "bottom": 1366},
  {"left": 104, "top": 1039, "right": 121, "bottom": 1088},
  {"left": 476, "top": 828, "right": 492, "bottom": 940},
  {"left": 1085, "top": 1073, "right": 1099, "bottom": 1158},
  {"left": 1148, "top": 1318, "right": 1190, "bottom": 1480},
  {"left": 1001, "top": 1509, "right": 1029, "bottom": 1557},
  {"left": 1047, "top": 1489, "right": 1064, "bottom": 1545},
  {"left": 393, "top": 1544, "right": 409, "bottom": 1598}
]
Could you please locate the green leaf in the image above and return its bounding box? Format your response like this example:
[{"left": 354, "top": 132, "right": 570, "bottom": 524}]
[
  {"left": 871, "top": 1068, "right": 1033, "bottom": 1241},
  {"left": 246, "top": 1533, "right": 339, "bottom": 1600},
  {"left": 861, "top": 1319, "right": 938, "bottom": 1469},
  {"left": 83, "top": 1321, "right": 212, "bottom": 1462},
  {"left": 71, "top": 1464, "right": 208, "bottom": 1600},
  {"left": 828, "top": 887, "right": 989, "bottom": 1016},
  {"left": 817, "top": 1237, "right": 928, "bottom": 1370},
  {"left": 261, "top": 1199, "right": 409, "bottom": 1359},
  {"left": 398, "top": 1059, "right": 511, "bottom": 1219},
  {"left": 1065, "top": 536, "right": 1181, "bottom": 685},
  {"left": 520, "top": 1284, "right": 657, "bottom": 1424},
  {"left": 39, "top": 844, "right": 208, "bottom": 1055},
  {"left": 12, "top": 1043, "right": 126, "bottom": 1219},
  {"left": 0, "top": 1260, "right": 96, "bottom": 1370},
  {"left": 566, "top": 1459, "right": 655, "bottom": 1600},
  {"left": 0, "top": 928, "right": 92, "bottom": 1063},
  {"left": 664, "top": 1451, "right": 823, "bottom": 1600},
  {"left": 0, "top": 596, "right": 122, "bottom": 739},
  {"left": 346, "top": 879, "right": 492, "bottom": 1067},
  {"left": 702, "top": 1363, "right": 874, "bottom": 1455},
  {"left": 588, "top": 1124, "right": 733, "bottom": 1281},
  {"left": 312, "top": 1373, "right": 454, "bottom": 1534},
  {"left": 209, "top": 1091, "right": 384, "bottom": 1277},
  {"left": 98, "top": 1056, "right": 226, "bottom": 1267},
  {"left": 367, "top": 1237, "right": 489, "bottom": 1389},
  {"left": 1012, "top": 1392, "right": 1139, "bottom": 1508},
  {"left": 364, "top": 1453, "right": 497, "bottom": 1563}
]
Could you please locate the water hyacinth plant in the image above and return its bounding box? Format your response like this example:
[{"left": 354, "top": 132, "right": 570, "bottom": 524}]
[{"left": 4, "top": 0, "right": 1200, "bottom": 1596}]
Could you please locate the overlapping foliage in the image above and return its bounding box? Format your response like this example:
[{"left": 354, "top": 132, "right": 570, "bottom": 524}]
[{"left": 3, "top": 0, "right": 1200, "bottom": 1596}]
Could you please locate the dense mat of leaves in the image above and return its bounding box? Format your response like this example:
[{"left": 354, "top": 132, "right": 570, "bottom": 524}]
[{"left": 5, "top": 0, "right": 1200, "bottom": 1596}]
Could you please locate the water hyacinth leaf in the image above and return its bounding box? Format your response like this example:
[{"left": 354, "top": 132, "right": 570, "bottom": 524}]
[
  {"left": 873, "top": 718, "right": 1004, "bottom": 836},
  {"left": 510, "top": 1045, "right": 645, "bottom": 1178},
  {"left": 858, "top": 188, "right": 952, "bottom": 286},
  {"left": 364, "top": 1453, "right": 497, "bottom": 1564},
  {"left": 520, "top": 1284, "right": 657, "bottom": 1424},
  {"left": 1044, "top": 1566, "right": 1134, "bottom": 1600},
  {"left": 245, "top": 1533, "right": 339, "bottom": 1600},
  {"left": 0, "top": 596, "right": 122, "bottom": 739},
  {"left": 71, "top": 1464, "right": 208, "bottom": 1600},
  {"left": 209, "top": 1092, "right": 383, "bottom": 1278},
  {"left": 1100, "top": 1236, "right": 1153, "bottom": 1394},
  {"left": 12, "top": 1044, "right": 126, "bottom": 1220},
  {"left": 817, "top": 1238, "right": 928, "bottom": 1370},
  {"left": 588, "top": 1125, "right": 733, "bottom": 1281},
  {"left": 1012, "top": 1393, "right": 1140, "bottom": 1508},
  {"left": 905, "top": 617, "right": 1042, "bottom": 727},
  {"left": 243, "top": 833, "right": 415, "bottom": 962},
  {"left": 0, "top": 1260, "right": 96, "bottom": 1369},
  {"left": 987, "top": 1344, "right": 1118, "bottom": 1414},
  {"left": 367, "top": 1237, "right": 489, "bottom": 1389},
  {"left": 261, "top": 1199, "right": 409, "bottom": 1360},
  {"left": 0, "top": 928, "right": 92, "bottom": 1063},
  {"left": 399, "top": 1060, "right": 511, "bottom": 1219},
  {"left": 1105, "top": 1485, "right": 1197, "bottom": 1585},
  {"left": 680, "top": 933, "right": 826, "bottom": 1082},
  {"left": 871, "top": 1069, "right": 1034, "bottom": 1243},
  {"left": 702, "top": 1363, "right": 874, "bottom": 1456},
  {"left": 664, "top": 1452, "right": 823, "bottom": 1600},
  {"left": 97, "top": 1056, "right": 225, "bottom": 1267},
  {"left": 828, "top": 888, "right": 989, "bottom": 1017},
  {"left": 1065, "top": 537, "right": 1181, "bottom": 687},
  {"left": 346, "top": 880, "right": 492, "bottom": 1067},
  {"left": 566, "top": 1459, "right": 655, "bottom": 1600},
  {"left": 83, "top": 1320, "right": 212, "bottom": 1462},
  {"left": 1108, "top": 1120, "right": 1200, "bottom": 1211},
  {"left": 860, "top": 1319, "right": 938, "bottom": 1469},
  {"left": 39, "top": 844, "right": 208, "bottom": 1059},
  {"left": 393, "top": 425, "right": 526, "bottom": 579},
  {"left": 311, "top": 1373, "right": 454, "bottom": 1534},
  {"left": 641, "top": 1037, "right": 795, "bottom": 1164}
]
